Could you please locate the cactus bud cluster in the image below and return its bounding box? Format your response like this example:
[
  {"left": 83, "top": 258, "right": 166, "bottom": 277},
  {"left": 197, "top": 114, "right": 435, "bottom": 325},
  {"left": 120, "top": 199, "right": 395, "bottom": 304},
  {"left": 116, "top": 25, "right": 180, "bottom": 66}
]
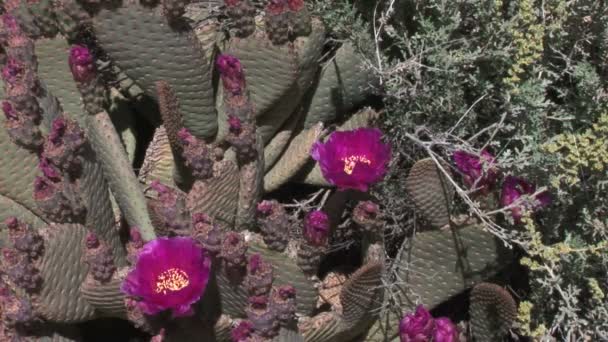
[
  {"left": 297, "top": 209, "right": 330, "bottom": 275},
  {"left": 255, "top": 200, "right": 289, "bottom": 251},
  {"left": 192, "top": 213, "right": 223, "bottom": 256},
  {"left": 224, "top": 0, "right": 256, "bottom": 37},
  {"left": 43, "top": 117, "right": 86, "bottom": 175},
  {"left": 147, "top": 180, "right": 192, "bottom": 236},
  {"left": 178, "top": 128, "right": 214, "bottom": 180},
  {"left": 84, "top": 232, "right": 116, "bottom": 283}
]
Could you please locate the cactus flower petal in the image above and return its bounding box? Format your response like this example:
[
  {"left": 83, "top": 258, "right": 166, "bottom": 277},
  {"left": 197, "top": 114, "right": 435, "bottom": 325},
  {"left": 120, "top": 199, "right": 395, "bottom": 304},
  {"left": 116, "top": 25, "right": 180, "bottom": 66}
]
[
  {"left": 452, "top": 149, "right": 498, "bottom": 192},
  {"left": 121, "top": 237, "right": 212, "bottom": 317},
  {"left": 500, "top": 176, "right": 551, "bottom": 223},
  {"left": 311, "top": 128, "right": 391, "bottom": 192},
  {"left": 399, "top": 305, "right": 435, "bottom": 342},
  {"left": 432, "top": 317, "right": 459, "bottom": 342}
]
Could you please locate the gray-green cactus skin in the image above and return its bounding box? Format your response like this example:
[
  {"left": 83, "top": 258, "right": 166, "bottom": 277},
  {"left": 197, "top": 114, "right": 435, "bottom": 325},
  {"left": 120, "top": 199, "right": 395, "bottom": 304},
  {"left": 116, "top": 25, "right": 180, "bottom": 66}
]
[{"left": 0, "top": 1, "right": 511, "bottom": 341}]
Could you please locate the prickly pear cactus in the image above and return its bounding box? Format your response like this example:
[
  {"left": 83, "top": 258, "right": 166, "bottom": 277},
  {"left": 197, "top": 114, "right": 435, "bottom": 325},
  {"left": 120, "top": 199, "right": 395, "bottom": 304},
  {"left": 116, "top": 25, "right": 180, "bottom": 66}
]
[{"left": 0, "top": 0, "right": 515, "bottom": 341}]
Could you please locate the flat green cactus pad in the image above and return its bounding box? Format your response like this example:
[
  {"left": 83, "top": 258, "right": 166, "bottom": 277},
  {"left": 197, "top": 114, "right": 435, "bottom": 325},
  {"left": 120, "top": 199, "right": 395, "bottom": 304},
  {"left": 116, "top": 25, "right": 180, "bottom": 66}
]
[
  {"left": 364, "top": 224, "right": 512, "bottom": 341},
  {"left": 405, "top": 158, "right": 454, "bottom": 228},
  {"left": 186, "top": 160, "right": 240, "bottom": 226},
  {"left": 34, "top": 37, "right": 83, "bottom": 124},
  {"left": 223, "top": 29, "right": 299, "bottom": 118},
  {"left": 303, "top": 43, "right": 379, "bottom": 128},
  {"left": 139, "top": 126, "right": 178, "bottom": 187},
  {"left": 470, "top": 282, "right": 517, "bottom": 341},
  {"left": 255, "top": 19, "right": 326, "bottom": 144},
  {"left": 93, "top": 3, "right": 217, "bottom": 141},
  {"left": 264, "top": 122, "right": 324, "bottom": 192},
  {"left": 0, "top": 115, "right": 43, "bottom": 219},
  {"left": 37, "top": 224, "right": 96, "bottom": 323},
  {"left": 80, "top": 278, "right": 127, "bottom": 318}
]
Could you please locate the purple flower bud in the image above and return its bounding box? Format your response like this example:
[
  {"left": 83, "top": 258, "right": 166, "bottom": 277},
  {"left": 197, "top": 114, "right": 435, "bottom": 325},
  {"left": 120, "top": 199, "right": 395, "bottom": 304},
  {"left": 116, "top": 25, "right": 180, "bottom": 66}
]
[
  {"left": 231, "top": 320, "right": 255, "bottom": 342},
  {"left": 148, "top": 181, "right": 191, "bottom": 235},
  {"left": 5, "top": 217, "right": 18, "bottom": 230},
  {"left": 220, "top": 232, "right": 248, "bottom": 268},
  {"left": 399, "top": 305, "right": 435, "bottom": 342},
  {"left": 256, "top": 200, "right": 273, "bottom": 216},
  {"left": 43, "top": 117, "right": 86, "bottom": 174},
  {"left": 432, "top": 317, "right": 459, "bottom": 342},
  {"left": 2, "top": 101, "right": 17, "bottom": 120},
  {"left": 216, "top": 54, "right": 246, "bottom": 95},
  {"left": 88, "top": 245, "right": 116, "bottom": 283},
  {"left": 500, "top": 176, "right": 552, "bottom": 223},
  {"left": 246, "top": 294, "right": 279, "bottom": 338},
  {"left": 303, "top": 210, "right": 330, "bottom": 246},
  {"left": 129, "top": 227, "right": 144, "bottom": 249},
  {"left": 245, "top": 254, "right": 274, "bottom": 296},
  {"left": 5, "top": 218, "right": 43, "bottom": 260},
  {"left": 177, "top": 128, "right": 196, "bottom": 145},
  {"left": 86, "top": 232, "right": 100, "bottom": 249},
  {"left": 177, "top": 128, "right": 213, "bottom": 180},
  {"left": 271, "top": 285, "right": 296, "bottom": 325},
  {"left": 38, "top": 158, "right": 61, "bottom": 181},
  {"left": 255, "top": 200, "right": 289, "bottom": 252},
  {"left": 69, "top": 45, "right": 96, "bottom": 83},
  {"left": 228, "top": 115, "right": 242, "bottom": 134},
  {"left": 192, "top": 213, "right": 222, "bottom": 256},
  {"left": 2, "top": 58, "right": 23, "bottom": 85},
  {"left": 1, "top": 14, "right": 20, "bottom": 35}
]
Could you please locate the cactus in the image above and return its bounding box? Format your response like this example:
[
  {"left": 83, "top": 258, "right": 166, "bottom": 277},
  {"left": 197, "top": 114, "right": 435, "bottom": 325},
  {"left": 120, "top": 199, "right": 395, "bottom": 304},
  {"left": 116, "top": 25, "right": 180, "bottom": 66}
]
[
  {"left": 469, "top": 283, "right": 517, "bottom": 341},
  {"left": 0, "top": 0, "right": 513, "bottom": 340}
]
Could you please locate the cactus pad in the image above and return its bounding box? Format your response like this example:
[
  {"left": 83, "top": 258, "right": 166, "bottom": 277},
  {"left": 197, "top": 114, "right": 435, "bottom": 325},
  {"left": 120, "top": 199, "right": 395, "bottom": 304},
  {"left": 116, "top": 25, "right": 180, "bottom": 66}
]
[{"left": 405, "top": 158, "right": 454, "bottom": 228}]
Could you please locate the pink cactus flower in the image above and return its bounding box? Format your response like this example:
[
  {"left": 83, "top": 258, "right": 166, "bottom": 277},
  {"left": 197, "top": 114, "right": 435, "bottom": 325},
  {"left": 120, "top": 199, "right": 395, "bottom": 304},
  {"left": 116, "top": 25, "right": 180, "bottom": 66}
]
[
  {"left": 452, "top": 149, "right": 498, "bottom": 193},
  {"left": 432, "top": 318, "right": 459, "bottom": 342},
  {"left": 216, "top": 54, "right": 246, "bottom": 95},
  {"left": 399, "top": 305, "right": 435, "bottom": 342},
  {"left": 121, "top": 237, "right": 212, "bottom": 317},
  {"left": 500, "top": 176, "right": 551, "bottom": 223},
  {"left": 311, "top": 128, "right": 391, "bottom": 192}
]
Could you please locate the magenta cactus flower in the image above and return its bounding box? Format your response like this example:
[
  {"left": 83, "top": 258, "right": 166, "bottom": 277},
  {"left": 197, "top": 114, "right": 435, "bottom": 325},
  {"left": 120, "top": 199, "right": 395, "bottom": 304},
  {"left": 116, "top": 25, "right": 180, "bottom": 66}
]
[
  {"left": 399, "top": 305, "right": 435, "bottom": 342},
  {"left": 303, "top": 210, "right": 330, "bottom": 246},
  {"left": 216, "top": 54, "right": 246, "bottom": 95},
  {"left": 69, "top": 45, "right": 96, "bottom": 83},
  {"left": 500, "top": 176, "right": 552, "bottom": 223},
  {"left": 432, "top": 318, "right": 459, "bottom": 342},
  {"left": 311, "top": 128, "right": 391, "bottom": 192},
  {"left": 452, "top": 149, "right": 498, "bottom": 192},
  {"left": 121, "top": 237, "right": 212, "bottom": 317}
]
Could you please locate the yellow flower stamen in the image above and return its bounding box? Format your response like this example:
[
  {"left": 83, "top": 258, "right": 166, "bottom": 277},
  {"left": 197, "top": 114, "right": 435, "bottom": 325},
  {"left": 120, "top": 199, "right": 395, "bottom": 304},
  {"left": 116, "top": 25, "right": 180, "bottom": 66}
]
[
  {"left": 342, "top": 155, "right": 371, "bottom": 175},
  {"left": 155, "top": 268, "right": 190, "bottom": 294}
]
